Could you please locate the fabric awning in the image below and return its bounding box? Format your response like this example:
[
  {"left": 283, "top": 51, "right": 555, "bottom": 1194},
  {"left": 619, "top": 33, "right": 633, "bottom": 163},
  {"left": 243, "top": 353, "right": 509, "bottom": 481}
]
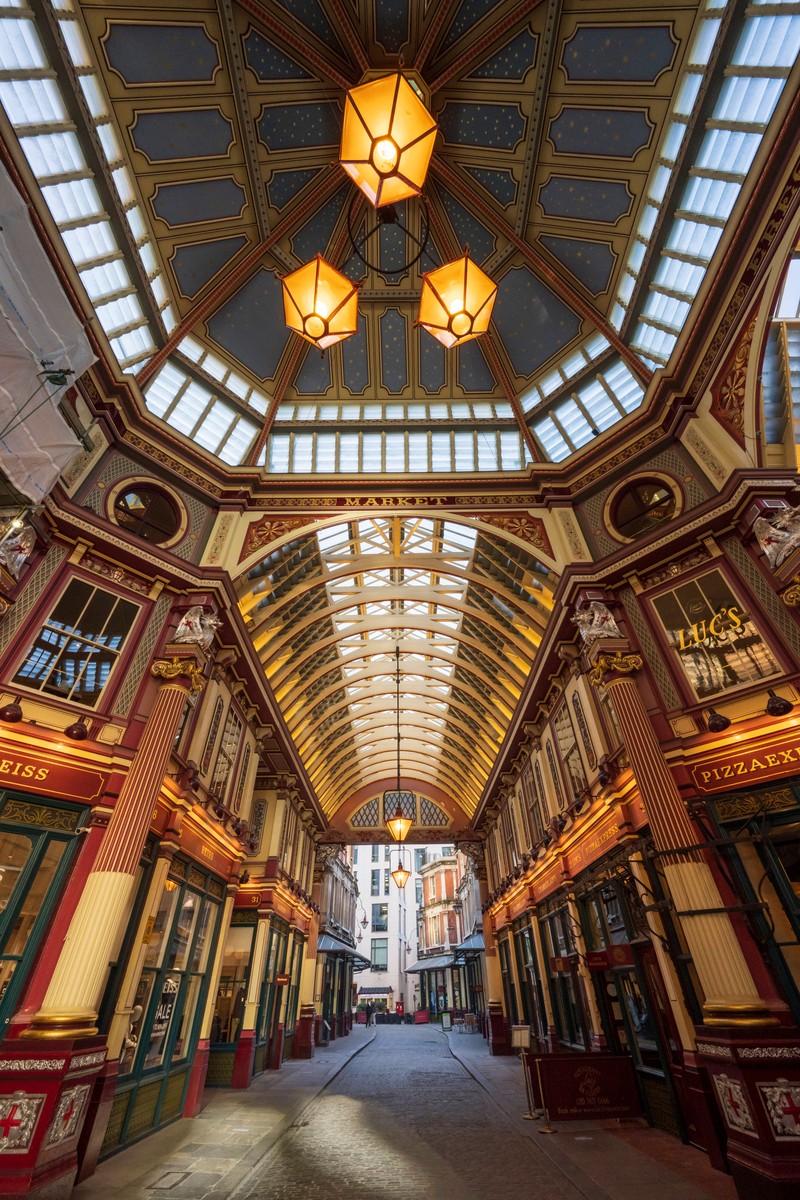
[
  {"left": 405, "top": 954, "right": 455, "bottom": 973},
  {"left": 317, "top": 933, "right": 370, "bottom": 970}
]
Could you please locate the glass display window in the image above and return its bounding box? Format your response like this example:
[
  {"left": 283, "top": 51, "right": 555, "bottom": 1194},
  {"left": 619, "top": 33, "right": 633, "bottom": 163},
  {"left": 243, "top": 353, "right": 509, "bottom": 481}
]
[
  {"left": 0, "top": 797, "right": 84, "bottom": 1030},
  {"left": 122, "top": 869, "right": 221, "bottom": 1079},
  {"left": 212, "top": 922, "right": 255, "bottom": 1043},
  {"left": 650, "top": 568, "right": 781, "bottom": 701}
]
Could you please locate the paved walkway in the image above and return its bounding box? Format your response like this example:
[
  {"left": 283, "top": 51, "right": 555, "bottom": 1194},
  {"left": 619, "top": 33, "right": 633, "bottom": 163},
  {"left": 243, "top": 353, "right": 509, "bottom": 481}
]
[{"left": 74, "top": 1026, "right": 736, "bottom": 1200}]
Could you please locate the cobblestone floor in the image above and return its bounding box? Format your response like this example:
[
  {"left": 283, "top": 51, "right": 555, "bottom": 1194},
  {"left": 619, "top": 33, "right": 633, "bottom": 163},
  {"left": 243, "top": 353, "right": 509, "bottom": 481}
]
[{"left": 236, "top": 1025, "right": 583, "bottom": 1200}]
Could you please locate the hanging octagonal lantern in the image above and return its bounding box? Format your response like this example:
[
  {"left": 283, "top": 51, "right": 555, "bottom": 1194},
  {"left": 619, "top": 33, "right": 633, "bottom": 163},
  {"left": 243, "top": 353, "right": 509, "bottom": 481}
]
[
  {"left": 340, "top": 72, "right": 437, "bottom": 208},
  {"left": 417, "top": 252, "right": 497, "bottom": 349},
  {"left": 281, "top": 254, "right": 359, "bottom": 350}
]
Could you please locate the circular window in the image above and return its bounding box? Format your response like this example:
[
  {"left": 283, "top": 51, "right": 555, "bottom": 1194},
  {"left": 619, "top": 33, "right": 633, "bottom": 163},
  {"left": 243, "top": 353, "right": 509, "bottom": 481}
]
[
  {"left": 611, "top": 479, "right": 678, "bottom": 540},
  {"left": 113, "top": 486, "right": 180, "bottom": 545}
]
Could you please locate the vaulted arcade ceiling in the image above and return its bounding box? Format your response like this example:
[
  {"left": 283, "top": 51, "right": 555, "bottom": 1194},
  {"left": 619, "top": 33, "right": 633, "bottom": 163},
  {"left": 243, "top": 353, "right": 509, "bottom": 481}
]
[{"left": 2, "top": 0, "right": 796, "bottom": 824}]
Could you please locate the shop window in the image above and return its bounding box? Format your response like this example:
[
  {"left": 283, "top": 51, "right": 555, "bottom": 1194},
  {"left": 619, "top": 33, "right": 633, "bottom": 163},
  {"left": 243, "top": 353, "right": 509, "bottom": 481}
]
[
  {"left": 371, "top": 938, "right": 388, "bottom": 971},
  {"left": 545, "top": 740, "right": 566, "bottom": 811},
  {"left": 112, "top": 485, "right": 181, "bottom": 545},
  {"left": 0, "top": 801, "right": 82, "bottom": 1028},
  {"left": 541, "top": 907, "right": 589, "bottom": 1049},
  {"left": 211, "top": 922, "right": 254, "bottom": 1043},
  {"left": 372, "top": 902, "right": 388, "bottom": 932},
  {"left": 258, "top": 920, "right": 289, "bottom": 1046},
  {"left": 611, "top": 479, "right": 677, "bottom": 540},
  {"left": 12, "top": 578, "right": 139, "bottom": 706},
  {"left": 651, "top": 568, "right": 780, "bottom": 701},
  {"left": 123, "top": 872, "right": 219, "bottom": 1078}
]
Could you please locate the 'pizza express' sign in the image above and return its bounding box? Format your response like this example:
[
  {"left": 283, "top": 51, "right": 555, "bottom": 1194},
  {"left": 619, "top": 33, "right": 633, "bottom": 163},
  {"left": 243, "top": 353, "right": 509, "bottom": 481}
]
[{"left": 690, "top": 731, "right": 800, "bottom": 793}]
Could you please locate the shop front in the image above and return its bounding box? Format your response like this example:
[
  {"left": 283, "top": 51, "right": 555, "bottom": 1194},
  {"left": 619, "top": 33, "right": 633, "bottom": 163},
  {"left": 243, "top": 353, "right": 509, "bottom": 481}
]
[{"left": 100, "top": 858, "right": 224, "bottom": 1157}]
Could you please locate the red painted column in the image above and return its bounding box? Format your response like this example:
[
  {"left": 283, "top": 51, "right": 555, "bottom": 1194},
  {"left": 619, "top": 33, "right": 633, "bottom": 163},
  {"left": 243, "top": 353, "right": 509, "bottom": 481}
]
[{"left": 24, "top": 647, "right": 206, "bottom": 1040}]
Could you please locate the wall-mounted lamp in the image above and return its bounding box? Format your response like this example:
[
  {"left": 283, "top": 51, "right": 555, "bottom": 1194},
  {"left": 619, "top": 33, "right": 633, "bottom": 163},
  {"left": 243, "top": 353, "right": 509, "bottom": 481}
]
[
  {"left": 65, "top": 716, "right": 89, "bottom": 741},
  {"left": 0, "top": 698, "right": 23, "bottom": 723},
  {"left": 766, "top": 689, "right": 793, "bottom": 717},
  {"left": 706, "top": 708, "right": 731, "bottom": 733}
]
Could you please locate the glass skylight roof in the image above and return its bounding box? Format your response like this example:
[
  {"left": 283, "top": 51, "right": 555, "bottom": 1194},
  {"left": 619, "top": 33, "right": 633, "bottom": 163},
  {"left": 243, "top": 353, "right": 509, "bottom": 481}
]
[
  {"left": 1, "top": 0, "right": 797, "bottom": 478},
  {"left": 238, "top": 517, "right": 557, "bottom": 815}
]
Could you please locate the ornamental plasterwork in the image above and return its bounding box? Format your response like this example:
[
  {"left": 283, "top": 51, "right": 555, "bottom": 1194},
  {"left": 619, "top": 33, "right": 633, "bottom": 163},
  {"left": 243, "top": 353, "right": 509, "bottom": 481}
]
[
  {"left": 738, "top": 1047, "right": 800, "bottom": 1060},
  {"left": 570, "top": 478, "right": 766, "bottom": 585},
  {"left": 588, "top": 652, "right": 643, "bottom": 687},
  {"left": 151, "top": 657, "right": 206, "bottom": 694},
  {"left": 708, "top": 312, "right": 757, "bottom": 449},
  {"left": 782, "top": 575, "right": 800, "bottom": 607},
  {"left": 81, "top": 553, "right": 150, "bottom": 594},
  {"left": 206, "top": 514, "right": 235, "bottom": 565},
  {"left": 556, "top": 508, "right": 586, "bottom": 559},
  {"left": 758, "top": 1083, "right": 800, "bottom": 1139},
  {"left": 712, "top": 1074, "right": 757, "bottom": 1136},
  {"left": 69, "top": 1050, "right": 107, "bottom": 1071},
  {"left": 469, "top": 512, "right": 553, "bottom": 560},
  {"left": 714, "top": 789, "right": 795, "bottom": 822},
  {"left": 0, "top": 1058, "right": 66, "bottom": 1071},
  {"left": 688, "top": 155, "right": 800, "bottom": 405},
  {"left": 0, "top": 802, "right": 81, "bottom": 833},
  {"left": 44, "top": 1083, "right": 91, "bottom": 1147},
  {"left": 696, "top": 1042, "right": 734, "bottom": 1060},
  {"left": 683, "top": 424, "right": 727, "bottom": 486},
  {"left": 0, "top": 1093, "right": 45, "bottom": 1153},
  {"left": 240, "top": 515, "right": 317, "bottom": 562},
  {"left": 572, "top": 601, "right": 621, "bottom": 645}
]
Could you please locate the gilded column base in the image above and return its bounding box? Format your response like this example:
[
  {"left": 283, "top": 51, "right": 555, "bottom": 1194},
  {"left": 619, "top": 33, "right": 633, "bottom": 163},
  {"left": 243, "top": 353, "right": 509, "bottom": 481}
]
[
  {"left": 702, "top": 1000, "right": 780, "bottom": 1028},
  {"left": 21, "top": 1008, "right": 99, "bottom": 1039}
]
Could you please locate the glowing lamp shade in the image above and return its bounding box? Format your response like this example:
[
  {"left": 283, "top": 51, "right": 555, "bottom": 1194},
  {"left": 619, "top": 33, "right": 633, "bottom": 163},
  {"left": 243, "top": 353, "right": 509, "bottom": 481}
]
[
  {"left": 340, "top": 73, "right": 437, "bottom": 208},
  {"left": 281, "top": 255, "right": 359, "bottom": 350},
  {"left": 391, "top": 858, "right": 412, "bottom": 889},
  {"left": 417, "top": 253, "right": 497, "bottom": 349},
  {"left": 386, "top": 803, "right": 413, "bottom": 843}
]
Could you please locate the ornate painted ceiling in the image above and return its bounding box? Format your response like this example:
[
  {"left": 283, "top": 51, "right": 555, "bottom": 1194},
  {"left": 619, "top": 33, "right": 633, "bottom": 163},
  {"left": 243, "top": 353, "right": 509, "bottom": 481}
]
[{"left": 2, "top": 0, "right": 797, "bottom": 826}]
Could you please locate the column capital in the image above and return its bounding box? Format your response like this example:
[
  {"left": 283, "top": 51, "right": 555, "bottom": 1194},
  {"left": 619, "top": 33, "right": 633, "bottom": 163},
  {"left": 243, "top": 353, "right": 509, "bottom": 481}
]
[
  {"left": 587, "top": 647, "right": 643, "bottom": 688},
  {"left": 152, "top": 647, "right": 206, "bottom": 694},
  {"left": 781, "top": 574, "right": 800, "bottom": 606}
]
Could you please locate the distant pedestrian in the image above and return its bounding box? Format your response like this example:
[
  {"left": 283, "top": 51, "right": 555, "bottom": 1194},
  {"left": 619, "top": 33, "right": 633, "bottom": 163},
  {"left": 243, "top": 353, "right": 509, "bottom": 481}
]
[{"left": 365, "top": 1002, "right": 374, "bottom": 1027}]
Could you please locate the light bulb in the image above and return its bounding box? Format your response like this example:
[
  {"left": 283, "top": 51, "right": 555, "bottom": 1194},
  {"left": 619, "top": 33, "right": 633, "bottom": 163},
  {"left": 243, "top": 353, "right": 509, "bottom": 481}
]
[{"left": 372, "top": 137, "right": 398, "bottom": 174}]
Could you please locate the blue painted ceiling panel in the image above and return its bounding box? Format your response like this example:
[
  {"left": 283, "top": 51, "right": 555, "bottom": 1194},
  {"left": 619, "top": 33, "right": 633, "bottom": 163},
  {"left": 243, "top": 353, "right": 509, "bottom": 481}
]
[
  {"left": 464, "top": 167, "right": 517, "bottom": 208},
  {"left": 562, "top": 25, "right": 677, "bottom": 83},
  {"left": 539, "top": 176, "right": 632, "bottom": 224},
  {"left": 438, "top": 102, "right": 525, "bottom": 151},
  {"left": 258, "top": 102, "right": 341, "bottom": 151},
  {"left": 207, "top": 268, "right": 289, "bottom": 380},
  {"left": 469, "top": 29, "right": 537, "bottom": 81},
  {"left": 539, "top": 235, "right": 616, "bottom": 296},
  {"left": 243, "top": 29, "right": 313, "bottom": 79},
  {"left": 493, "top": 266, "right": 582, "bottom": 376},
  {"left": 103, "top": 23, "right": 219, "bottom": 84},
  {"left": 131, "top": 109, "right": 233, "bottom": 161},
  {"left": 152, "top": 177, "right": 245, "bottom": 226},
  {"left": 380, "top": 309, "right": 408, "bottom": 393},
  {"left": 171, "top": 235, "right": 248, "bottom": 298},
  {"left": 549, "top": 107, "right": 652, "bottom": 159}
]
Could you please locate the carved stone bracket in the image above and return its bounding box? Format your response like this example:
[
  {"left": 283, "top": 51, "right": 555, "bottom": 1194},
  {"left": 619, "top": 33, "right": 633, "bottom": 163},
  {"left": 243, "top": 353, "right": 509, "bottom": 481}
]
[
  {"left": 151, "top": 656, "right": 206, "bottom": 694},
  {"left": 588, "top": 651, "right": 643, "bottom": 688}
]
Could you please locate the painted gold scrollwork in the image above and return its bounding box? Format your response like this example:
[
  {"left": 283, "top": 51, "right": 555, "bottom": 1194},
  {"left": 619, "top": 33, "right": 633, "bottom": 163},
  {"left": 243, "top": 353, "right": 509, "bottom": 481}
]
[
  {"left": 151, "top": 657, "right": 206, "bottom": 694},
  {"left": 781, "top": 575, "right": 800, "bottom": 607},
  {"left": 588, "top": 651, "right": 643, "bottom": 688}
]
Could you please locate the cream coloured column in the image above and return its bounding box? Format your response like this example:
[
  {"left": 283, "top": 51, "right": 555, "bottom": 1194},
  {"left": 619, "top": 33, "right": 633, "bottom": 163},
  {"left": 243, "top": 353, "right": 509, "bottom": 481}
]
[
  {"left": 25, "top": 648, "right": 206, "bottom": 1039},
  {"left": 242, "top": 912, "right": 271, "bottom": 1033},
  {"left": 588, "top": 647, "right": 775, "bottom": 1027}
]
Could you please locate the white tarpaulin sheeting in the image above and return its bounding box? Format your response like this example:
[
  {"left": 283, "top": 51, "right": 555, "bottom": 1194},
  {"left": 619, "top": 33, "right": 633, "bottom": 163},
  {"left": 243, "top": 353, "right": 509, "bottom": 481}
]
[{"left": 0, "top": 160, "right": 95, "bottom": 502}]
